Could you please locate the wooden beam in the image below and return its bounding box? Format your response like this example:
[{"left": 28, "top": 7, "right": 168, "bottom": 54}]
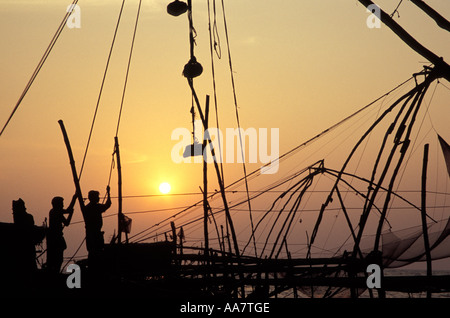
[
  {"left": 421, "top": 143, "right": 432, "bottom": 298},
  {"left": 410, "top": 0, "right": 450, "bottom": 32},
  {"left": 203, "top": 96, "right": 210, "bottom": 256},
  {"left": 188, "top": 81, "right": 241, "bottom": 260},
  {"left": 357, "top": 0, "right": 450, "bottom": 82},
  {"left": 115, "top": 136, "right": 124, "bottom": 244},
  {"left": 58, "top": 120, "right": 85, "bottom": 211},
  {"left": 170, "top": 221, "right": 177, "bottom": 247}
]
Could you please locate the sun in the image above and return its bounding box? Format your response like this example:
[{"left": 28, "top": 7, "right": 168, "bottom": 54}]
[{"left": 159, "top": 182, "right": 171, "bottom": 194}]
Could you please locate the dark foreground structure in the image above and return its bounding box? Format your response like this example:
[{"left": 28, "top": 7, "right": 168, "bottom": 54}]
[{"left": 2, "top": 0, "right": 450, "bottom": 301}]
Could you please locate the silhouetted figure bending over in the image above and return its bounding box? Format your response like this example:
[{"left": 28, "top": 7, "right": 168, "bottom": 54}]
[
  {"left": 47, "top": 194, "right": 76, "bottom": 274},
  {"left": 82, "top": 186, "right": 111, "bottom": 269},
  {"left": 12, "top": 198, "right": 36, "bottom": 285}
]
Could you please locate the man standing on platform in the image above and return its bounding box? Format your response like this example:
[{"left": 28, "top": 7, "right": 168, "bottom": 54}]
[
  {"left": 47, "top": 194, "right": 76, "bottom": 274},
  {"left": 82, "top": 186, "right": 111, "bottom": 269}
]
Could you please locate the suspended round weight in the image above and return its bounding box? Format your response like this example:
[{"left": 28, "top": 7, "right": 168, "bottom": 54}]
[
  {"left": 167, "top": 0, "right": 188, "bottom": 17},
  {"left": 183, "top": 57, "right": 203, "bottom": 79}
]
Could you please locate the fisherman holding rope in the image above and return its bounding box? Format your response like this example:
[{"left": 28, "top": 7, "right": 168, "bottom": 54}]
[
  {"left": 47, "top": 194, "right": 76, "bottom": 274},
  {"left": 82, "top": 186, "right": 111, "bottom": 271}
]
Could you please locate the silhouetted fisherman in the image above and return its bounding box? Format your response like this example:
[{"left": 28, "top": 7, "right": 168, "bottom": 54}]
[
  {"left": 47, "top": 194, "right": 76, "bottom": 274},
  {"left": 12, "top": 198, "right": 36, "bottom": 285},
  {"left": 82, "top": 186, "right": 111, "bottom": 270}
]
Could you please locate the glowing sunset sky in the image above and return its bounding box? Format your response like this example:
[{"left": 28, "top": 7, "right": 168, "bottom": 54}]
[{"left": 0, "top": 0, "right": 449, "bottom": 264}]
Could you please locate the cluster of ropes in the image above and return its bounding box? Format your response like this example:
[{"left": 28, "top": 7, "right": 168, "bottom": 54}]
[
  {"left": 0, "top": 0, "right": 79, "bottom": 137},
  {"left": 61, "top": 0, "right": 248, "bottom": 263},
  {"left": 126, "top": 67, "right": 450, "bottom": 262},
  {"left": 64, "top": 63, "right": 450, "bottom": 264},
  {"left": 2, "top": 1, "right": 450, "bottom": 268},
  {"left": 61, "top": 0, "right": 143, "bottom": 267}
]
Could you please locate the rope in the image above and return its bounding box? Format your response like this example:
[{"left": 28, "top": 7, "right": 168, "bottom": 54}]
[
  {"left": 187, "top": 0, "right": 197, "bottom": 60},
  {"left": 78, "top": 0, "right": 126, "bottom": 179},
  {"left": 115, "top": 0, "right": 142, "bottom": 137},
  {"left": 105, "top": 0, "right": 142, "bottom": 191},
  {"left": 211, "top": 0, "right": 222, "bottom": 59},
  {"left": 67, "top": 0, "right": 137, "bottom": 262},
  {"left": 207, "top": 0, "right": 224, "bottom": 183},
  {"left": 61, "top": 237, "right": 85, "bottom": 273},
  {"left": 390, "top": 0, "right": 404, "bottom": 18},
  {"left": 220, "top": 0, "right": 257, "bottom": 257},
  {"left": 128, "top": 76, "right": 415, "bottom": 246},
  {"left": 386, "top": 79, "right": 440, "bottom": 221},
  {"left": 0, "top": 0, "right": 79, "bottom": 137}
]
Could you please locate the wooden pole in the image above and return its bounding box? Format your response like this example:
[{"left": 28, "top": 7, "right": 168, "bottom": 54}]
[
  {"left": 421, "top": 143, "right": 432, "bottom": 298},
  {"left": 192, "top": 90, "right": 246, "bottom": 297},
  {"left": 58, "top": 120, "right": 85, "bottom": 211},
  {"left": 187, "top": 0, "right": 195, "bottom": 59},
  {"left": 203, "top": 96, "right": 210, "bottom": 256},
  {"left": 200, "top": 186, "right": 223, "bottom": 253},
  {"left": 170, "top": 221, "right": 177, "bottom": 247},
  {"left": 115, "top": 136, "right": 124, "bottom": 244},
  {"left": 188, "top": 83, "right": 241, "bottom": 260},
  {"left": 309, "top": 84, "right": 423, "bottom": 257},
  {"left": 409, "top": 0, "right": 450, "bottom": 32},
  {"left": 373, "top": 83, "right": 430, "bottom": 253},
  {"left": 356, "top": 0, "right": 450, "bottom": 82},
  {"left": 336, "top": 187, "right": 357, "bottom": 245},
  {"left": 220, "top": 225, "right": 225, "bottom": 255}
]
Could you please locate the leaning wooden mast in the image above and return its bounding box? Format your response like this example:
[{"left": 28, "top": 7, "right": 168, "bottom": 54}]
[
  {"left": 357, "top": 0, "right": 450, "bottom": 81},
  {"left": 58, "top": 120, "right": 84, "bottom": 210},
  {"left": 115, "top": 136, "right": 125, "bottom": 244}
]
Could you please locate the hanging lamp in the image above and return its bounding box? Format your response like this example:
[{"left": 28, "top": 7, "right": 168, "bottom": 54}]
[
  {"left": 183, "top": 56, "right": 203, "bottom": 78},
  {"left": 167, "top": 0, "right": 188, "bottom": 17},
  {"left": 183, "top": 140, "right": 204, "bottom": 158}
]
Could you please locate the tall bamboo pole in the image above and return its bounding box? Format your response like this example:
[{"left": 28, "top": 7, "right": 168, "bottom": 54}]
[
  {"left": 421, "top": 143, "right": 432, "bottom": 298},
  {"left": 58, "top": 120, "right": 85, "bottom": 211},
  {"left": 203, "top": 96, "right": 210, "bottom": 256},
  {"left": 410, "top": 0, "right": 450, "bottom": 32},
  {"left": 357, "top": 0, "right": 450, "bottom": 82},
  {"left": 115, "top": 136, "right": 123, "bottom": 244},
  {"left": 188, "top": 84, "right": 241, "bottom": 260}
]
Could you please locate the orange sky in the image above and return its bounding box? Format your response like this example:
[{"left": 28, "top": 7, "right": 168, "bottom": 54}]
[{"left": 0, "top": 0, "right": 449, "bottom": 266}]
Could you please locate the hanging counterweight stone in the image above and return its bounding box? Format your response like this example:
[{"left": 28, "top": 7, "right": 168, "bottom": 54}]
[
  {"left": 167, "top": 0, "right": 188, "bottom": 17},
  {"left": 183, "top": 57, "right": 203, "bottom": 79}
]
